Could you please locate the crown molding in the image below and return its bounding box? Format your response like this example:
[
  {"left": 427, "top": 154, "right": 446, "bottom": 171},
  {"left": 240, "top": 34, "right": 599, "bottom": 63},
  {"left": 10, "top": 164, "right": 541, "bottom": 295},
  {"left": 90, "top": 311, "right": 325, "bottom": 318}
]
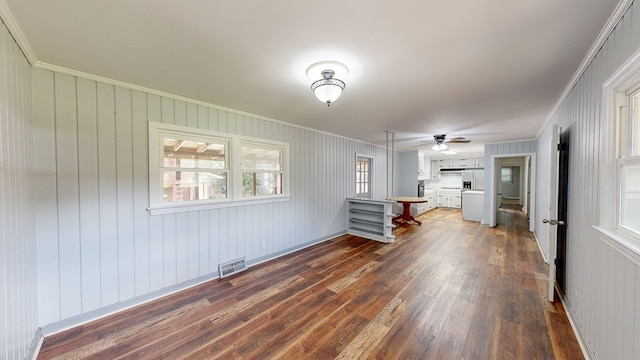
[
  {"left": 0, "top": 0, "right": 36, "bottom": 65},
  {"left": 537, "top": 0, "right": 634, "bottom": 139}
]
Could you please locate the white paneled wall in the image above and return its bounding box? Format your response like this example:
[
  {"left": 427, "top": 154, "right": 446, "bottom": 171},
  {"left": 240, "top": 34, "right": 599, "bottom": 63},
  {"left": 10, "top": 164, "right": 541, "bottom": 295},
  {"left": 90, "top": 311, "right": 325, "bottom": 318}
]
[
  {"left": 536, "top": 3, "right": 640, "bottom": 359},
  {"left": 0, "top": 22, "right": 38, "bottom": 360},
  {"left": 32, "top": 68, "right": 390, "bottom": 328}
]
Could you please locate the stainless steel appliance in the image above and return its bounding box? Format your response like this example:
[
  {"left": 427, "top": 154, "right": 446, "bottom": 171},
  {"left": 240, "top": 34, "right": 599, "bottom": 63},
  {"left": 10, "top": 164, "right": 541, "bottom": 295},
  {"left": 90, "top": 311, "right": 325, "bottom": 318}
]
[
  {"left": 462, "top": 169, "right": 484, "bottom": 190},
  {"left": 417, "top": 180, "right": 425, "bottom": 197}
]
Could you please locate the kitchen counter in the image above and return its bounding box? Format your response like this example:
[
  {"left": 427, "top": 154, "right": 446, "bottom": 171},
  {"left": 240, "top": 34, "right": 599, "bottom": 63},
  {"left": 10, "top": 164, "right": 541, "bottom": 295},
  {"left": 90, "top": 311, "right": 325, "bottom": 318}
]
[{"left": 462, "top": 190, "right": 484, "bottom": 222}]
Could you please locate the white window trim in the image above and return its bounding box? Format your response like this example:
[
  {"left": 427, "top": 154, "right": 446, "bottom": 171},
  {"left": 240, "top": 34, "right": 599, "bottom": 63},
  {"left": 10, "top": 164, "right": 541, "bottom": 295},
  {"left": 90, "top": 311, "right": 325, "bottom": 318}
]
[
  {"left": 355, "top": 154, "right": 374, "bottom": 199},
  {"left": 236, "top": 139, "right": 287, "bottom": 199},
  {"left": 148, "top": 122, "right": 290, "bottom": 215},
  {"left": 596, "top": 47, "right": 640, "bottom": 264}
]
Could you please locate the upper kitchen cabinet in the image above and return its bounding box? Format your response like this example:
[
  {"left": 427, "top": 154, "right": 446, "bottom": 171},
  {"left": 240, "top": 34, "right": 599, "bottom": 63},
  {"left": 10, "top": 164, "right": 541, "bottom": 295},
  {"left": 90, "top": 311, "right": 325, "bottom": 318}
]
[
  {"left": 431, "top": 154, "right": 485, "bottom": 176},
  {"left": 418, "top": 152, "right": 425, "bottom": 179},
  {"left": 423, "top": 155, "right": 431, "bottom": 179},
  {"left": 399, "top": 151, "right": 422, "bottom": 195}
]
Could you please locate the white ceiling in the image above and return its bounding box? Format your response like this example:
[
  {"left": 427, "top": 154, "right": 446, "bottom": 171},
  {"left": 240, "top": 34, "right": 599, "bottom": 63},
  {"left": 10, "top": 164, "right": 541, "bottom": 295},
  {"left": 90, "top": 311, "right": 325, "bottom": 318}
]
[{"left": 3, "top": 0, "right": 621, "bottom": 154}]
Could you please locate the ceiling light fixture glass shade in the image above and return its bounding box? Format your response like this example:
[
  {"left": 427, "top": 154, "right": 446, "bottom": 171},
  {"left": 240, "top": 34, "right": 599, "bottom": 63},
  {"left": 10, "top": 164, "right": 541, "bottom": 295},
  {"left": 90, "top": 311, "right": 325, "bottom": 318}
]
[
  {"left": 432, "top": 143, "right": 448, "bottom": 151},
  {"left": 311, "top": 70, "right": 345, "bottom": 105},
  {"left": 306, "top": 61, "right": 348, "bottom": 106}
]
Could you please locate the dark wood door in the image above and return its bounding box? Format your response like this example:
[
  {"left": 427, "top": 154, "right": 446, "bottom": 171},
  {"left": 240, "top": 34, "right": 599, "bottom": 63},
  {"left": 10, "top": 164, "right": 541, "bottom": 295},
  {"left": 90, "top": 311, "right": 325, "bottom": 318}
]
[{"left": 556, "top": 129, "right": 570, "bottom": 294}]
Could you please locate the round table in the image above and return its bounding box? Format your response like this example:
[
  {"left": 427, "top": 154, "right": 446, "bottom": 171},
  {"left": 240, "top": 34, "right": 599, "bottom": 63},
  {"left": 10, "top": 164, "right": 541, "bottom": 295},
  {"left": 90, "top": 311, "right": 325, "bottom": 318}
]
[{"left": 389, "top": 196, "right": 428, "bottom": 225}]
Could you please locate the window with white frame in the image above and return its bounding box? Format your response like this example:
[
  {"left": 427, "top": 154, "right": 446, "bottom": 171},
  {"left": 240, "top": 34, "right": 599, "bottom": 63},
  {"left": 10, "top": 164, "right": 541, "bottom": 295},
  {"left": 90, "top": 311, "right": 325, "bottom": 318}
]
[
  {"left": 620, "top": 87, "right": 640, "bottom": 235},
  {"left": 148, "top": 122, "right": 289, "bottom": 214},
  {"left": 241, "top": 142, "right": 284, "bottom": 197},
  {"left": 356, "top": 155, "right": 372, "bottom": 199},
  {"left": 161, "top": 137, "right": 229, "bottom": 202},
  {"left": 501, "top": 167, "right": 513, "bottom": 183}
]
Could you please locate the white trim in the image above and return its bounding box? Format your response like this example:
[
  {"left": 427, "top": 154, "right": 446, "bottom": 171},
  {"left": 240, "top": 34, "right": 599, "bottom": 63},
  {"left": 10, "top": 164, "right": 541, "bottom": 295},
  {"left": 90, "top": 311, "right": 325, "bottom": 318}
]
[
  {"left": 355, "top": 153, "right": 374, "bottom": 199},
  {"left": 593, "top": 226, "right": 640, "bottom": 266},
  {"left": 32, "top": 60, "right": 388, "bottom": 151},
  {"left": 0, "top": 1, "right": 388, "bottom": 150},
  {"left": 148, "top": 196, "right": 291, "bottom": 215},
  {"left": 537, "top": 0, "right": 634, "bottom": 139},
  {"left": 147, "top": 122, "right": 291, "bottom": 214},
  {"left": 484, "top": 138, "right": 536, "bottom": 146},
  {"left": 558, "top": 292, "right": 593, "bottom": 360},
  {"left": 0, "top": 0, "right": 37, "bottom": 64},
  {"left": 27, "top": 328, "right": 44, "bottom": 360},
  {"left": 485, "top": 152, "right": 537, "bottom": 232},
  {"left": 533, "top": 231, "right": 548, "bottom": 264},
  {"left": 38, "top": 232, "right": 343, "bottom": 338},
  {"left": 596, "top": 45, "right": 640, "bottom": 266}
]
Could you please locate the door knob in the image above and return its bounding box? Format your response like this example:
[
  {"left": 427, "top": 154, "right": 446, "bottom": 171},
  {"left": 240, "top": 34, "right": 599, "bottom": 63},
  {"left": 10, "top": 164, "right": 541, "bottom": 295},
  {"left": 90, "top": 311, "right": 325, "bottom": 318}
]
[{"left": 542, "top": 219, "right": 565, "bottom": 226}]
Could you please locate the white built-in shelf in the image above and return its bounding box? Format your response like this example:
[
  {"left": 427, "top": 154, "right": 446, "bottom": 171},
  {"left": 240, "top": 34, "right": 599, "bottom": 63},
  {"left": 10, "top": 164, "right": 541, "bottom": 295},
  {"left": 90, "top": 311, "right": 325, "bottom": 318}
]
[{"left": 346, "top": 198, "right": 396, "bottom": 243}]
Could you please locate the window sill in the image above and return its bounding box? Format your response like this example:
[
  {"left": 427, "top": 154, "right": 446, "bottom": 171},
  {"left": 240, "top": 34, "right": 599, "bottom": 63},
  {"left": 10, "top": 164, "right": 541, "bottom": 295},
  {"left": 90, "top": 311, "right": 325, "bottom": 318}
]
[
  {"left": 147, "top": 195, "right": 291, "bottom": 215},
  {"left": 593, "top": 225, "right": 640, "bottom": 266}
]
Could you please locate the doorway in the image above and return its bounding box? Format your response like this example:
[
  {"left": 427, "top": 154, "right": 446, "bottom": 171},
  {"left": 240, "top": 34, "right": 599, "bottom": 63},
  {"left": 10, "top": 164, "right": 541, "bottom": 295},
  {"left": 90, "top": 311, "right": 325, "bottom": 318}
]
[{"left": 486, "top": 153, "right": 536, "bottom": 232}]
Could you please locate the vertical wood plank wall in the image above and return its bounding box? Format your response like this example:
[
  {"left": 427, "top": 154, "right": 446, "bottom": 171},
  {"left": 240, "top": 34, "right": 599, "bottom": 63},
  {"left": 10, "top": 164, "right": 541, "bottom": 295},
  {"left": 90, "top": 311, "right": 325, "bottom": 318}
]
[
  {"left": 31, "top": 68, "right": 391, "bottom": 328},
  {"left": 0, "top": 22, "right": 38, "bottom": 360},
  {"left": 536, "top": 3, "right": 640, "bottom": 359}
]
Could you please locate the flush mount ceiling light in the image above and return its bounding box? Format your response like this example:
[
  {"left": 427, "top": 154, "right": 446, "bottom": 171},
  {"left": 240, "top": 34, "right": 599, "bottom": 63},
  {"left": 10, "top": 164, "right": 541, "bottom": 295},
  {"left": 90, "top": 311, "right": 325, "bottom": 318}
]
[{"left": 306, "top": 61, "right": 348, "bottom": 106}]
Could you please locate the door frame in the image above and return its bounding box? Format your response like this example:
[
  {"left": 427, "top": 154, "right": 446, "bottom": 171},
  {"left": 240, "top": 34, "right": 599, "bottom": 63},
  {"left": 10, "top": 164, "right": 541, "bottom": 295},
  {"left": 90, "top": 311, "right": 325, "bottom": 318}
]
[{"left": 485, "top": 152, "right": 537, "bottom": 232}]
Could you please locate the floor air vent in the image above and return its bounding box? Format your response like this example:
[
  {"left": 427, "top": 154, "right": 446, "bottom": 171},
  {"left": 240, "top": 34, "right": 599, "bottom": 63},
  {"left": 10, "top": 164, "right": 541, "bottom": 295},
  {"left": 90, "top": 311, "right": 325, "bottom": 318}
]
[{"left": 218, "top": 257, "right": 247, "bottom": 278}]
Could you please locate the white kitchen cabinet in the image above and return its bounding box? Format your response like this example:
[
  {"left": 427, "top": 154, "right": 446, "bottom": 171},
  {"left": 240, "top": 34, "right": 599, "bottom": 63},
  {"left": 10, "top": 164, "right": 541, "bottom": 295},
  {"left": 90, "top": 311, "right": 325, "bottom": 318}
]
[
  {"left": 437, "top": 189, "right": 462, "bottom": 209},
  {"left": 418, "top": 152, "right": 425, "bottom": 178},
  {"left": 431, "top": 159, "right": 440, "bottom": 178},
  {"left": 450, "top": 158, "right": 462, "bottom": 168},
  {"left": 423, "top": 156, "right": 431, "bottom": 178},
  {"left": 414, "top": 190, "right": 437, "bottom": 215}
]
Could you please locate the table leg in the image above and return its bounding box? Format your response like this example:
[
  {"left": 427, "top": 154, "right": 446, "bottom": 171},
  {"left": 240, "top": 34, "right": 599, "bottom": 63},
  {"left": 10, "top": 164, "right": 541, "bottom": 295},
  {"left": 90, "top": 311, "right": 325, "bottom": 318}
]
[{"left": 393, "top": 202, "right": 422, "bottom": 225}]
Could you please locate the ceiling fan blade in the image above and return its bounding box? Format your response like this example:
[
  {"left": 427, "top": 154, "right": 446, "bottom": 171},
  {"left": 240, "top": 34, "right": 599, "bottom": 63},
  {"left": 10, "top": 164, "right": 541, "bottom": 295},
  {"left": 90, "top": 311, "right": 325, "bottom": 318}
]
[{"left": 445, "top": 139, "right": 471, "bottom": 143}]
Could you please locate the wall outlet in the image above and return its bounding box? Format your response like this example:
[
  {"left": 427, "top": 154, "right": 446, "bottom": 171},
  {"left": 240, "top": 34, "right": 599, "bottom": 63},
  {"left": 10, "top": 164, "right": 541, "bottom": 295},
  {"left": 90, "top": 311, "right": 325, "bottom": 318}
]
[
  {"left": 262, "top": 241, "right": 267, "bottom": 249},
  {"left": 574, "top": 288, "right": 578, "bottom": 305}
]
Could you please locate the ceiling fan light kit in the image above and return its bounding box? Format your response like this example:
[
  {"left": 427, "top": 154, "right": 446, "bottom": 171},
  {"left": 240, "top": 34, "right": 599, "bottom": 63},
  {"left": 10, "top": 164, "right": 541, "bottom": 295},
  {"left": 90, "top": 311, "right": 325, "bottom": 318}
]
[
  {"left": 425, "top": 134, "right": 471, "bottom": 151},
  {"left": 306, "top": 61, "right": 348, "bottom": 106},
  {"left": 432, "top": 143, "right": 448, "bottom": 151}
]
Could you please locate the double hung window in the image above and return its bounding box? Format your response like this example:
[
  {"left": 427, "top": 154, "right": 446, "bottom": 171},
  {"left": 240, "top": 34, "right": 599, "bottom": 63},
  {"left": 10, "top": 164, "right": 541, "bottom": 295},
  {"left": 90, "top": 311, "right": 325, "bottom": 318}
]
[
  {"left": 161, "top": 137, "right": 229, "bottom": 202},
  {"left": 241, "top": 142, "right": 284, "bottom": 197},
  {"left": 620, "top": 88, "right": 640, "bottom": 235}
]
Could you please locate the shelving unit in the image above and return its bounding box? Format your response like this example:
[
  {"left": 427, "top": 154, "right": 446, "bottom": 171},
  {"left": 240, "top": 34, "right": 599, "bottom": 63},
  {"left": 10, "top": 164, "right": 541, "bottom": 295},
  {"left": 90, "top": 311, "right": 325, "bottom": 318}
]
[{"left": 346, "top": 198, "right": 396, "bottom": 243}]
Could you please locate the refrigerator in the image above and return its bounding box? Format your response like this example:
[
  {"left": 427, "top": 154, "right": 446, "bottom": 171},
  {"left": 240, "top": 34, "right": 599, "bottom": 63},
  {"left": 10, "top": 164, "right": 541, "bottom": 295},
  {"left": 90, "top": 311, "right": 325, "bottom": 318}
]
[{"left": 462, "top": 169, "right": 484, "bottom": 190}]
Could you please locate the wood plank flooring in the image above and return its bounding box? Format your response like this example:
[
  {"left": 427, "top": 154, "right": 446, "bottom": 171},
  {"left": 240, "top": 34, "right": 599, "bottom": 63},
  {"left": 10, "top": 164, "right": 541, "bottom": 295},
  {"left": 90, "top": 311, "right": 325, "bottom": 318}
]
[{"left": 38, "top": 207, "right": 583, "bottom": 359}]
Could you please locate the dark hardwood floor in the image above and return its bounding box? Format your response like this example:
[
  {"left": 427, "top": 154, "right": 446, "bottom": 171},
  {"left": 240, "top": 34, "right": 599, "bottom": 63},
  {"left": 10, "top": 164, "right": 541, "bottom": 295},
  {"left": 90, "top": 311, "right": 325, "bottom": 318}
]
[{"left": 38, "top": 207, "right": 583, "bottom": 359}]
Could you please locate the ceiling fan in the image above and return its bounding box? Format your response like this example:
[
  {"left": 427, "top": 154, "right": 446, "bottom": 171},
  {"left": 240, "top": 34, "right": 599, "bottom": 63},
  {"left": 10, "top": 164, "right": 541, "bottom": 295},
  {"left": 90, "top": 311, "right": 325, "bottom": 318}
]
[{"left": 418, "top": 134, "right": 470, "bottom": 151}]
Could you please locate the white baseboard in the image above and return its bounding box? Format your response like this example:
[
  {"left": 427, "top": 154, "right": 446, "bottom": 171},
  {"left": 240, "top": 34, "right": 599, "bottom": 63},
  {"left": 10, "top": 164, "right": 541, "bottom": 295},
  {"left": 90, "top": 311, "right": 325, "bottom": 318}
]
[
  {"left": 39, "top": 232, "right": 345, "bottom": 339},
  {"left": 532, "top": 231, "right": 548, "bottom": 263},
  {"left": 27, "top": 328, "right": 44, "bottom": 360},
  {"left": 557, "top": 289, "right": 593, "bottom": 360}
]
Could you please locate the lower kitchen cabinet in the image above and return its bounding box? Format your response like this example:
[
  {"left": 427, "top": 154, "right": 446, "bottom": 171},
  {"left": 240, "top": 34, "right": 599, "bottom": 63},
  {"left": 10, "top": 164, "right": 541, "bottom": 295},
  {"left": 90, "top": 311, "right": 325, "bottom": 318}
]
[
  {"left": 437, "top": 189, "right": 462, "bottom": 209},
  {"left": 415, "top": 190, "right": 437, "bottom": 215}
]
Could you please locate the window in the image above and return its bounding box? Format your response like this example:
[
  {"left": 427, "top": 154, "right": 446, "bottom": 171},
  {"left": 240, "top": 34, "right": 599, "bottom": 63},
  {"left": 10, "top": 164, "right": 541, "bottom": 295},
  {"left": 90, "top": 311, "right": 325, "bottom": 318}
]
[
  {"left": 148, "top": 122, "right": 289, "bottom": 214},
  {"left": 597, "top": 46, "right": 640, "bottom": 259},
  {"left": 241, "top": 142, "right": 284, "bottom": 197},
  {"left": 356, "top": 155, "right": 372, "bottom": 198},
  {"left": 501, "top": 167, "right": 513, "bottom": 183},
  {"left": 162, "top": 138, "right": 228, "bottom": 202},
  {"left": 620, "top": 88, "right": 640, "bottom": 235}
]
